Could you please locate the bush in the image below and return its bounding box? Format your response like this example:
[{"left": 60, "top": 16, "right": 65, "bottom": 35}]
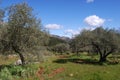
[
  {"left": 0, "top": 65, "right": 39, "bottom": 80},
  {"left": 0, "top": 67, "right": 13, "bottom": 80},
  {"left": 9, "top": 66, "right": 26, "bottom": 76}
]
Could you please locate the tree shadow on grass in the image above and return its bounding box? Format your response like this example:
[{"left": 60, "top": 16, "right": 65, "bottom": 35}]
[
  {"left": 53, "top": 58, "right": 99, "bottom": 65},
  {"left": 53, "top": 58, "right": 119, "bottom": 65}
]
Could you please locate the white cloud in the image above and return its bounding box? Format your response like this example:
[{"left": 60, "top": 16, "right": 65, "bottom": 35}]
[
  {"left": 79, "top": 26, "right": 98, "bottom": 32},
  {"left": 45, "top": 24, "right": 62, "bottom": 30},
  {"left": 86, "top": 0, "right": 94, "bottom": 3},
  {"left": 65, "top": 29, "right": 80, "bottom": 37},
  {"left": 84, "top": 15, "right": 105, "bottom": 27},
  {"left": 64, "top": 27, "right": 97, "bottom": 38}
]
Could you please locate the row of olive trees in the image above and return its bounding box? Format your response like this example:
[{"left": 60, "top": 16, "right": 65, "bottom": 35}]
[
  {"left": 47, "top": 36, "right": 70, "bottom": 54},
  {"left": 46, "top": 27, "right": 120, "bottom": 63},
  {"left": 50, "top": 43, "right": 70, "bottom": 54},
  {"left": 70, "top": 27, "right": 120, "bottom": 62},
  {"left": 0, "top": 3, "right": 49, "bottom": 65}
]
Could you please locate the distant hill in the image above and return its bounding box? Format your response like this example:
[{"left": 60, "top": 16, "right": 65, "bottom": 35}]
[
  {"left": 51, "top": 35, "right": 71, "bottom": 42},
  {"left": 48, "top": 35, "right": 70, "bottom": 47}
]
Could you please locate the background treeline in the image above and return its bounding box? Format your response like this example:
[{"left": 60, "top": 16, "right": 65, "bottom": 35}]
[{"left": 49, "top": 27, "right": 120, "bottom": 62}]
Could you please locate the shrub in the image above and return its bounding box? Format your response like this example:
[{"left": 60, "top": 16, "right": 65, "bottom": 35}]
[{"left": 0, "top": 67, "right": 13, "bottom": 80}]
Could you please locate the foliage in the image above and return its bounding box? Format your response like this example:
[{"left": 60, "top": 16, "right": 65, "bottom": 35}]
[
  {"left": 0, "top": 8, "right": 4, "bottom": 22},
  {"left": 0, "top": 67, "right": 13, "bottom": 80},
  {"left": 0, "top": 64, "right": 39, "bottom": 80},
  {"left": 51, "top": 43, "right": 70, "bottom": 54},
  {"left": 25, "top": 46, "right": 50, "bottom": 63},
  {"left": 0, "top": 2, "right": 49, "bottom": 64},
  {"left": 71, "top": 27, "right": 120, "bottom": 62},
  {"left": 48, "top": 36, "right": 67, "bottom": 47}
]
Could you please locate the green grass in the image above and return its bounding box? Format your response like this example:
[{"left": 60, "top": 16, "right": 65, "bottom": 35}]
[
  {"left": 0, "top": 54, "right": 120, "bottom": 80},
  {"left": 38, "top": 55, "right": 120, "bottom": 80}
]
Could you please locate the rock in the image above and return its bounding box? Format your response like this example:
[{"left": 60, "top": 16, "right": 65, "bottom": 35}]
[
  {"left": 14, "top": 59, "right": 22, "bottom": 65},
  {"left": 69, "top": 73, "right": 73, "bottom": 77}
]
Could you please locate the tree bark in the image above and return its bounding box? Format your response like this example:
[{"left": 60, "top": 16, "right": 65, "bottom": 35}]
[
  {"left": 76, "top": 51, "right": 79, "bottom": 56},
  {"left": 92, "top": 42, "right": 107, "bottom": 62},
  {"left": 12, "top": 46, "right": 25, "bottom": 65},
  {"left": 99, "top": 49, "right": 114, "bottom": 62},
  {"left": 18, "top": 52, "right": 25, "bottom": 65},
  {"left": 99, "top": 55, "right": 107, "bottom": 62}
]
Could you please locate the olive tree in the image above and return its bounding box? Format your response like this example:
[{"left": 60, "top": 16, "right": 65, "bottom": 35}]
[
  {"left": 70, "top": 38, "right": 80, "bottom": 55},
  {"left": 72, "top": 27, "right": 120, "bottom": 62},
  {"left": 70, "top": 30, "right": 93, "bottom": 55},
  {"left": 0, "top": 8, "right": 5, "bottom": 50},
  {"left": 0, "top": 3, "right": 48, "bottom": 65},
  {"left": 0, "top": 8, "right": 4, "bottom": 22},
  {"left": 51, "top": 43, "right": 70, "bottom": 54}
]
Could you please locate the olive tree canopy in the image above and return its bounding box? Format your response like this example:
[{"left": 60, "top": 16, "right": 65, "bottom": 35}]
[
  {"left": 0, "top": 3, "right": 49, "bottom": 64},
  {"left": 72, "top": 27, "right": 120, "bottom": 62}
]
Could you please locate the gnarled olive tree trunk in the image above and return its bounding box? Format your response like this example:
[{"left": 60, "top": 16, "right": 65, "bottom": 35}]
[{"left": 12, "top": 46, "right": 25, "bottom": 65}]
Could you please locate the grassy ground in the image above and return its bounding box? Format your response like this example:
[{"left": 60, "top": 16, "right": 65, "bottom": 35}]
[
  {"left": 39, "top": 55, "right": 120, "bottom": 80},
  {"left": 0, "top": 54, "right": 120, "bottom": 80}
]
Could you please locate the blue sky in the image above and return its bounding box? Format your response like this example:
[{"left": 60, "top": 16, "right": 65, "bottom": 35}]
[{"left": 1, "top": 0, "right": 120, "bottom": 37}]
